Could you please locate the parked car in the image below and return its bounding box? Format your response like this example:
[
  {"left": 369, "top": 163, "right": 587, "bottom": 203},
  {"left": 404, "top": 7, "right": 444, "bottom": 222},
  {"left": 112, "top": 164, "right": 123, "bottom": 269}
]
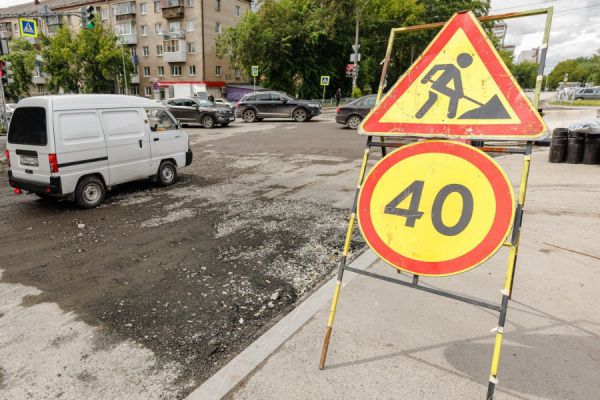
[
  {"left": 235, "top": 91, "right": 321, "bottom": 122},
  {"left": 162, "top": 97, "right": 235, "bottom": 128},
  {"left": 214, "top": 98, "right": 234, "bottom": 108},
  {"left": 574, "top": 87, "right": 600, "bottom": 100},
  {"left": 6, "top": 95, "right": 192, "bottom": 208},
  {"left": 336, "top": 94, "right": 377, "bottom": 129}
]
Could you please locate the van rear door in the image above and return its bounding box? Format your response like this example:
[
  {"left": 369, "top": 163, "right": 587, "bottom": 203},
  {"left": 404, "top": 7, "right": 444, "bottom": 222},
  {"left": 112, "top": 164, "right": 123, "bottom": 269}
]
[{"left": 7, "top": 106, "right": 53, "bottom": 185}]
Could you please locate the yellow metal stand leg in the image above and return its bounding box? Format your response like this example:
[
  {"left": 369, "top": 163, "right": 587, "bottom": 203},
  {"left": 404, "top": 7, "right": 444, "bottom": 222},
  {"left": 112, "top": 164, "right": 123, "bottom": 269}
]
[
  {"left": 486, "top": 144, "right": 532, "bottom": 399},
  {"left": 319, "top": 141, "right": 372, "bottom": 370}
]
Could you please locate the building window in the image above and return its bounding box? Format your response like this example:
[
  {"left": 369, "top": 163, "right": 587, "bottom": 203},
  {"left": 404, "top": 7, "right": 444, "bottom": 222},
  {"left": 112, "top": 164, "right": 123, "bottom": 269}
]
[
  {"left": 187, "top": 42, "right": 195, "bottom": 53},
  {"left": 140, "top": 2, "right": 147, "bottom": 14},
  {"left": 186, "top": 0, "right": 194, "bottom": 6},
  {"left": 115, "top": 22, "right": 134, "bottom": 36},
  {"left": 14, "top": 23, "right": 18, "bottom": 32},
  {"left": 145, "top": 87, "right": 152, "bottom": 96},
  {"left": 189, "top": 65, "right": 196, "bottom": 75},
  {"left": 158, "top": 66, "right": 164, "bottom": 76},
  {"left": 141, "top": 25, "right": 148, "bottom": 36},
  {"left": 186, "top": 20, "right": 194, "bottom": 32},
  {"left": 131, "top": 86, "right": 139, "bottom": 95},
  {"left": 215, "top": 0, "right": 221, "bottom": 11},
  {"left": 164, "top": 39, "right": 180, "bottom": 52},
  {"left": 215, "top": 22, "right": 221, "bottom": 33},
  {"left": 235, "top": 69, "right": 241, "bottom": 78},
  {"left": 154, "top": 1, "right": 160, "bottom": 12},
  {"left": 101, "top": 9, "right": 109, "bottom": 20},
  {"left": 143, "top": 46, "right": 149, "bottom": 56},
  {"left": 156, "top": 44, "right": 163, "bottom": 55},
  {"left": 215, "top": 65, "right": 221, "bottom": 76},
  {"left": 172, "top": 65, "right": 181, "bottom": 76},
  {"left": 155, "top": 23, "right": 162, "bottom": 34},
  {"left": 143, "top": 67, "right": 150, "bottom": 77},
  {"left": 169, "top": 21, "right": 181, "bottom": 33},
  {"left": 235, "top": 5, "right": 240, "bottom": 17},
  {"left": 130, "top": 47, "right": 137, "bottom": 56}
]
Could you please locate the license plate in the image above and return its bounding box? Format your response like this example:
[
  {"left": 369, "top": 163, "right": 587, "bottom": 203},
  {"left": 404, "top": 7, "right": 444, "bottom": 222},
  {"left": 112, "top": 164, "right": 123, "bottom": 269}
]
[{"left": 20, "top": 156, "right": 38, "bottom": 167}]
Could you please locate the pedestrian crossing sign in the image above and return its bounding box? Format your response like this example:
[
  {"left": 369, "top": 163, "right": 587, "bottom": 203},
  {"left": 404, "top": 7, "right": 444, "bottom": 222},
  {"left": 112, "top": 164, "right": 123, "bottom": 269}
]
[
  {"left": 19, "top": 18, "right": 39, "bottom": 38},
  {"left": 359, "top": 11, "right": 547, "bottom": 140},
  {"left": 321, "top": 76, "right": 330, "bottom": 86}
]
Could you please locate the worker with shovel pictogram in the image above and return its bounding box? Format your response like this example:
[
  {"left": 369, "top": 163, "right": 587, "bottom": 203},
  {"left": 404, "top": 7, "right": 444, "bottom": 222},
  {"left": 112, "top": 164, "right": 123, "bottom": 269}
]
[{"left": 415, "top": 52, "right": 510, "bottom": 120}]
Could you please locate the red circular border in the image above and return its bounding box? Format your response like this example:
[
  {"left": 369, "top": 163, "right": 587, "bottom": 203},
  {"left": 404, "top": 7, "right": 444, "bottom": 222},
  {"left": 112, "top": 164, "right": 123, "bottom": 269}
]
[{"left": 357, "top": 141, "right": 514, "bottom": 276}]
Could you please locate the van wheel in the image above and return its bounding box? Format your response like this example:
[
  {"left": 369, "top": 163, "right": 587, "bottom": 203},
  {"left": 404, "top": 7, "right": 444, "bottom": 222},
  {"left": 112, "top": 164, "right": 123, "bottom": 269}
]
[
  {"left": 157, "top": 161, "right": 177, "bottom": 186},
  {"left": 202, "top": 115, "right": 215, "bottom": 129},
  {"left": 292, "top": 108, "right": 308, "bottom": 122},
  {"left": 75, "top": 176, "right": 105, "bottom": 209},
  {"left": 243, "top": 109, "right": 257, "bottom": 123}
]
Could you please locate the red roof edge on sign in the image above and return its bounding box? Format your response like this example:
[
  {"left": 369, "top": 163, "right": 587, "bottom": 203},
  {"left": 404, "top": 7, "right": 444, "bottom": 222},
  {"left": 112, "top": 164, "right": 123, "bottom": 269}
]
[{"left": 359, "top": 11, "right": 546, "bottom": 139}]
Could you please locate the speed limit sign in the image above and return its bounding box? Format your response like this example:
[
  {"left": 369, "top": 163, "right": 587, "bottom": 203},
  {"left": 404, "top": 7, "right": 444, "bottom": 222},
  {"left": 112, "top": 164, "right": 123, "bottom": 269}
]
[{"left": 357, "top": 140, "right": 515, "bottom": 276}]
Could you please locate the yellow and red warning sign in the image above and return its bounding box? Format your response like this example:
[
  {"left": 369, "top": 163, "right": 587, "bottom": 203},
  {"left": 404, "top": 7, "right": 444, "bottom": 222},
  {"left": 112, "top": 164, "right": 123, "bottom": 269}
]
[
  {"left": 360, "top": 11, "right": 546, "bottom": 139},
  {"left": 357, "top": 141, "right": 515, "bottom": 276}
]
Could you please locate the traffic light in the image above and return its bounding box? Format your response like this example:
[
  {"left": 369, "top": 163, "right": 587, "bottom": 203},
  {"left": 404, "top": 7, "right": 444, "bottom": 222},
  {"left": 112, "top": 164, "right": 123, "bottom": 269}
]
[
  {"left": 0, "top": 60, "right": 10, "bottom": 86},
  {"left": 85, "top": 5, "right": 95, "bottom": 29}
]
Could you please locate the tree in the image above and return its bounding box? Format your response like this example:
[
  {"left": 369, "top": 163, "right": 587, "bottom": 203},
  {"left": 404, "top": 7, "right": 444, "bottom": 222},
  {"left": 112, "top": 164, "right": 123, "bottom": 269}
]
[
  {"left": 547, "top": 52, "right": 600, "bottom": 89},
  {"left": 42, "top": 21, "right": 134, "bottom": 94},
  {"left": 512, "top": 61, "right": 538, "bottom": 89},
  {"left": 41, "top": 27, "right": 80, "bottom": 93},
  {"left": 216, "top": 0, "right": 489, "bottom": 98},
  {"left": 0, "top": 38, "right": 38, "bottom": 101}
]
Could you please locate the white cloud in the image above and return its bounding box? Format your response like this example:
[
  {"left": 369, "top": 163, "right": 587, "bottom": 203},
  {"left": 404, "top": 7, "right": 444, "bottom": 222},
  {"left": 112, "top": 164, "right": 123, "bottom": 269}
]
[{"left": 490, "top": 0, "right": 600, "bottom": 73}]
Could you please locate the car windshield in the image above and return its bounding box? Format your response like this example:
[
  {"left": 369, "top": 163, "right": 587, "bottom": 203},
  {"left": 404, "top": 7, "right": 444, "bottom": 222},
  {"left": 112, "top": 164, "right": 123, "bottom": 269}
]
[
  {"left": 281, "top": 92, "right": 294, "bottom": 100},
  {"left": 194, "top": 99, "right": 215, "bottom": 107}
]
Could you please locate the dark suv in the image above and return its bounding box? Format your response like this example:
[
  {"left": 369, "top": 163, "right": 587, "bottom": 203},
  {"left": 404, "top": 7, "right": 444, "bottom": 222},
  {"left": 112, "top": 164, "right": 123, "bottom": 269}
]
[
  {"left": 235, "top": 91, "right": 321, "bottom": 122},
  {"left": 162, "top": 97, "right": 235, "bottom": 128}
]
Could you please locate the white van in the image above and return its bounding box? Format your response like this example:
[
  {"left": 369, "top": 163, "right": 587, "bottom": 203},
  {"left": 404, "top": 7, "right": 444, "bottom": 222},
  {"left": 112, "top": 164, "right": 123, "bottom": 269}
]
[{"left": 5, "top": 95, "right": 193, "bottom": 208}]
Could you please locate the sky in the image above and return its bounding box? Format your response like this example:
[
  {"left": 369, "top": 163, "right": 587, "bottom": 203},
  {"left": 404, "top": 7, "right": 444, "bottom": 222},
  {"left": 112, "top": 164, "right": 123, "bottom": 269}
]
[
  {"left": 490, "top": 0, "right": 600, "bottom": 72},
  {"left": 1, "top": 0, "right": 598, "bottom": 73}
]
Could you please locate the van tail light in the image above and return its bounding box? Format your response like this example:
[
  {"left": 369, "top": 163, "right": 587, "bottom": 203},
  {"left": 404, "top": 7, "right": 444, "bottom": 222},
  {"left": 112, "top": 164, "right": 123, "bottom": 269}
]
[
  {"left": 48, "top": 153, "right": 59, "bottom": 173},
  {"left": 4, "top": 149, "right": 9, "bottom": 167},
  {"left": 14, "top": 188, "right": 22, "bottom": 194},
  {"left": 336, "top": 107, "right": 340, "bottom": 113}
]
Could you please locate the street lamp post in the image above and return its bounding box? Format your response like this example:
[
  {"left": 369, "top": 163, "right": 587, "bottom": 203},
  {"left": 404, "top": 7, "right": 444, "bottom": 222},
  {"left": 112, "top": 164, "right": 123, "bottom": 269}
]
[{"left": 352, "top": 0, "right": 370, "bottom": 93}]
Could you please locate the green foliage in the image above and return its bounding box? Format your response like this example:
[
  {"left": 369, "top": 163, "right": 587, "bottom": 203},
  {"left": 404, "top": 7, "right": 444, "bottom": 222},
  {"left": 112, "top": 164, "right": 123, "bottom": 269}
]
[
  {"left": 42, "top": 20, "right": 134, "bottom": 94},
  {"left": 0, "top": 38, "right": 38, "bottom": 101},
  {"left": 512, "top": 61, "right": 538, "bottom": 89},
  {"left": 351, "top": 86, "right": 363, "bottom": 98},
  {"left": 547, "top": 52, "right": 600, "bottom": 89},
  {"left": 216, "top": 0, "right": 489, "bottom": 98}
]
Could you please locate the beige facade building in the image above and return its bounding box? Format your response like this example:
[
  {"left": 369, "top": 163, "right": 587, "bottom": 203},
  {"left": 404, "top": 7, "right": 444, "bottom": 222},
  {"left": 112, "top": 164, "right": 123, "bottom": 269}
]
[{"left": 0, "top": 0, "right": 251, "bottom": 99}]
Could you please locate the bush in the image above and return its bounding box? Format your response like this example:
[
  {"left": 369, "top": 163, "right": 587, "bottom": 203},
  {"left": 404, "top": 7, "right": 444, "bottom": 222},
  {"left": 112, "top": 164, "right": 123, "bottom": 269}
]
[{"left": 351, "top": 87, "right": 363, "bottom": 98}]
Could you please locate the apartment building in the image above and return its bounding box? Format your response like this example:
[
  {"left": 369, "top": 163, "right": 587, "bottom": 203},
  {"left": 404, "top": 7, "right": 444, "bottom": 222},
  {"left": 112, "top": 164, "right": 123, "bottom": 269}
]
[{"left": 0, "top": 0, "right": 252, "bottom": 99}]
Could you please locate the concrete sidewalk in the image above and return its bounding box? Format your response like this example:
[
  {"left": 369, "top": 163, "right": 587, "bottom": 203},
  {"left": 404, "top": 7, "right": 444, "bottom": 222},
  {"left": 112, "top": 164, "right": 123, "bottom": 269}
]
[{"left": 224, "top": 150, "right": 600, "bottom": 400}]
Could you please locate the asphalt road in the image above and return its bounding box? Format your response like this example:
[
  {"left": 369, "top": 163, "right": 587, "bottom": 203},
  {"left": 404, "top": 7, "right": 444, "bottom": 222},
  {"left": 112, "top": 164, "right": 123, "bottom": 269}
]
[{"left": 0, "top": 113, "right": 370, "bottom": 399}]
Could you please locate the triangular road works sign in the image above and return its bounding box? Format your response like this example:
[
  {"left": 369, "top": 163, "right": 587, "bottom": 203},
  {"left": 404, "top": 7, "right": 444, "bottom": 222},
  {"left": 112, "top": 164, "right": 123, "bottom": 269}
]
[{"left": 360, "top": 11, "right": 547, "bottom": 140}]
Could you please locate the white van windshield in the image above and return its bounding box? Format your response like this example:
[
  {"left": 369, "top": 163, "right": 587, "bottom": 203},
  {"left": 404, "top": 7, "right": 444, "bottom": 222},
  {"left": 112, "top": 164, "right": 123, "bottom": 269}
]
[{"left": 8, "top": 107, "right": 47, "bottom": 146}]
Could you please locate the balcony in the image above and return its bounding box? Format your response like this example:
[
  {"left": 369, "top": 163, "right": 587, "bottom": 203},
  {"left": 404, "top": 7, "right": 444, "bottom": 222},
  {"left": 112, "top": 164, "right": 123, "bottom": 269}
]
[
  {"left": 130, "top": 74, "right": 139, "bottom": 84},
  {"left": 161, "top": 0, "right": 184, "bottom": 19},
  {"left": 163, "top": 31, "right": 185, "bottom": 40},
  {"left": 115, "top": 22, "right": 137, "bottom": 45},
  {"left": 0, "top": 30, "right": 13, "bottom": 39},
  {"left": 46, "top": 16, "right": 62, "bottom": 26},
  {"left": 118, "top": 34, "right": 138, "bottom": 45},
  {"left": 163, "top": 49, "right": 186, "bottom": 63},
  {"left": 114, "top": 1, "right": 136, "bottom": 21}
]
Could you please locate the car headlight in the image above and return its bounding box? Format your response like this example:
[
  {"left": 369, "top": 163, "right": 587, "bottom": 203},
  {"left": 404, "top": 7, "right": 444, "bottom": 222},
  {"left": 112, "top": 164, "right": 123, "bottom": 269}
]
[{"left": 308, "top": 103, "right": 320, "bottom": 108}]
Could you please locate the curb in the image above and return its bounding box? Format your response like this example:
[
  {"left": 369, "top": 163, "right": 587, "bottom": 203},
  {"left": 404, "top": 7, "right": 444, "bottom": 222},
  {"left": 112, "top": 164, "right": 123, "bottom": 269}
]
[{"left": 184, "top": 250, "right": 378, "bottom": 400}]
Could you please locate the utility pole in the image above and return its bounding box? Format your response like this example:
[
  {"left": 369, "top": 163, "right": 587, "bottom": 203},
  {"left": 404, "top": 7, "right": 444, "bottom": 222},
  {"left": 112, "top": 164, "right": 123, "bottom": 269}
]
[
  {"left": 120, "top": 45, "right": 128, "bottom": 95},
  {"left": 352, "top": 0, "right": 370, "bottom": 93}
]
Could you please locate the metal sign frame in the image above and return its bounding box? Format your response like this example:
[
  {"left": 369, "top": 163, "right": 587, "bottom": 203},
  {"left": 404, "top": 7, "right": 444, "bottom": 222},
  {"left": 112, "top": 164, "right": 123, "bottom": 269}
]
[{"left": 318, "top": 8, "right": 553, "bottom": 400}]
